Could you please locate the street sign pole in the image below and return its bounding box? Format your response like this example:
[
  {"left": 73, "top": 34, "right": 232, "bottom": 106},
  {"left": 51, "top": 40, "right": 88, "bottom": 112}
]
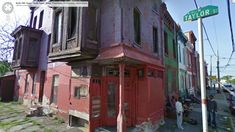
[
  {"left": 184, "top": 5, "right": 218, "bottom": 132},
  {"left": 198, "top": 17, "right": 208, "bottom": 132}
]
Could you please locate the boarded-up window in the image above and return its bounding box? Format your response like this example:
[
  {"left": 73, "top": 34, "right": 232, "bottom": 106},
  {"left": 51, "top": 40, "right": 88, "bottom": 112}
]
[
  {"left": 68, "top": 7, "right": 77, "bottom": 39},
  {"left": 24, "top": 74, "right": 30, "bottom": 93},
  {"left": 32, "top": 73, "right": 37, "bottom": 94},
  {"left": 153, "top": 27, "right": 158, "bottom": 53},
  {"left": 51, "top": 75, "right": 59, "bottom": 104},
  {"left": 53, "top": 10, "right": 62, "bottom": 44},
  {"left": 134, "top": 8, "right": 141, "bottom": 45},
  {"left": 39, "top": 10, "right": 44, "bottom": 28},
  {"left": 164, "top": 31, "right": 168, "bottom": 55},
  {"left": 74, "top": 86, "right": 88, "bottom": 99}
]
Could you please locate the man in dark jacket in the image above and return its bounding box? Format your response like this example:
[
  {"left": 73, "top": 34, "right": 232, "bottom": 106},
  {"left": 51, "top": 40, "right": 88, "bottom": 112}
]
[{"left": 207, "top": 95, "right": 217, "bottom": 128}]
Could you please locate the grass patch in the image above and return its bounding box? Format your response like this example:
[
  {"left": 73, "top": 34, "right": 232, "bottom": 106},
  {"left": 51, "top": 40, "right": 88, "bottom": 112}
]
[
  {"left": 224, "top": 117, "right": 234, "bottom": 131},
  {"left": 0, "top": 118, "right": 31, "bottom": 130},
  {"left": 53, "top": 116, "right": 65, "bottom": 124},
  {"left": 43, "top": 128, "right": 53, "bottom": 132}
]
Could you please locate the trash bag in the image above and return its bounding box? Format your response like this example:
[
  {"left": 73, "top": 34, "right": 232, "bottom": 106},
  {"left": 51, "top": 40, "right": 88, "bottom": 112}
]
[{"left": 187, "top": 118, "right": 198, "bottom": 125}]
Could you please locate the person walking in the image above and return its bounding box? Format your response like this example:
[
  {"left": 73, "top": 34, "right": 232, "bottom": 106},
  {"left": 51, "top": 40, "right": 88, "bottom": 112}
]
[
  {"left": 176, "top": 97, "right": 184, "bottom": 130},
  {"left": 207, "top": 95, "right": 217, "bottom": 128}
]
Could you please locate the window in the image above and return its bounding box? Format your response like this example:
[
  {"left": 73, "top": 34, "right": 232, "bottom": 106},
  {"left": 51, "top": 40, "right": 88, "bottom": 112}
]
[
  {"left": 33, "top": 16, "right": 37, "bottom": 28},
  {"left": 38, "top": 10, "right": 44, "bottom": 28},
  {"left": 173, "top": 39, "right": 176, "bottom": 59},
  {"left": 134, "top": 8, "right": 141, "bottom": 45},
  {"left": 148, "top": 69, "right": 155, "bottom": 77},
  {"left": 106, "top": 67, "right": 119, "bottom": 76},
  {"left": 32, "top": 73, "right": 37, "bottom": 94},
  {"left": 68, "top": 7, "right": 77, "bottom": 39},
  {"left": 51, "top": 75, "right": 59, "bottom": 104},
  {"left": 138, "top": 69, "right": 144, "bottom": 78},
  {"left": 179, "top": 43, "right": 181, "bottom": 63},
  {"left": 17, "top": 38, "right": 22, "bottom": 60},
  {"left": 164, "top": 31, "right": 168, "bottom": 55},
  {"left": 71, "top": 66, "right": 88, "bottom": 77},
  {"left": 53, "top": 10, "right": 62, "bottom": 44},
  {"left": 74, "top": 86, "right": 88, "bottom": 99},
  {"left": 24, "top": 74, "right": 30, "bottom": 93},
  {"left": 88, "top": 6, "right": 97, "bottom": 40},
  {"left": 153, "top": 27, "right": 158, "bottom": 53}
]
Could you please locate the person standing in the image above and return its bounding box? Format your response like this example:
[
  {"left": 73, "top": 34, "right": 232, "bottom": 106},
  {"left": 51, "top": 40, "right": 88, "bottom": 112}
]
[
  {"left": 207, "top": 95, "right": 217, "bottom": 128},
  {"left": 176, "top": 97, "right": 184, "bottom": 130}
]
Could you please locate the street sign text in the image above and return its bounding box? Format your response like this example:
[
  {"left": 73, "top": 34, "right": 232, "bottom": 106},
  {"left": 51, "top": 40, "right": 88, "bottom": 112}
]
[{"left": 184, "top": 5, "right": 218, "bottom": 22}]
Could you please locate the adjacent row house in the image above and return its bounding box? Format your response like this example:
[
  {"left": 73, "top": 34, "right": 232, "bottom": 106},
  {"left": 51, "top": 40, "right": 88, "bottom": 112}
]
[{"left": 1, "top": 0, "right": 209, "bottom": 131}]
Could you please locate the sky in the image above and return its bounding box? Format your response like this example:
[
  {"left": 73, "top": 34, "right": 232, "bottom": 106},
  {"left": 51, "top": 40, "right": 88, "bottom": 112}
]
[
  {"left": 0, "top": 0, "right": 234, "bottom": 77},
  {"left": 164, "top": 0, "right": 235, "bottom": 77}
]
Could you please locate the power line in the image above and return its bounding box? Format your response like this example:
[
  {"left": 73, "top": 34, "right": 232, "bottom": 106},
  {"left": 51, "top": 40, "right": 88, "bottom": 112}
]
[
  {"left": 193, "top": 0, "right": 217, "bottom": 57},
  {"left": 227, "top": 0, "right": 235, "bottom": 52},
  {"left": 222, "top": 0, "right": 235, "bottom": 71}
]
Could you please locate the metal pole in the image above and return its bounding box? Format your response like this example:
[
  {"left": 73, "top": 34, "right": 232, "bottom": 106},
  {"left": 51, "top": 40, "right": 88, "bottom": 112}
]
[
  {"left": 198, "top": 17, "right": 208, "bottom": 132},
  {"left": 217, "top": 51, "right": 221, "bottom": 93},
  {"left": 210, "top": 55, "right": 212, "bottom": 88}
]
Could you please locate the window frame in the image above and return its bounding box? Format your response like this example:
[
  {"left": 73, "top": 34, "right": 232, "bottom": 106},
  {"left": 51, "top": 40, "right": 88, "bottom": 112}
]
[
  {"left": 67, "top": 7, "right": 78, "bottom": 39},
  {"left": 74, "top": 86, "right": 88, "bottom": 99},
  {"left": 53, "top": 8, "right": 63, "bottom": 45}
]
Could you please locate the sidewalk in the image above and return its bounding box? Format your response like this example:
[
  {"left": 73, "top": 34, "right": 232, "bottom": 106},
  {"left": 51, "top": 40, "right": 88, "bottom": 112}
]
[{"left": 158, "top": 89, "right": 234, "bottom": 132}]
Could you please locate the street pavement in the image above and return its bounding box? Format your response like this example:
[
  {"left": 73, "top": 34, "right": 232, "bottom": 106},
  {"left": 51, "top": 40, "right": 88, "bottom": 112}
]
[
  {"left": 0, "top": 102, "right": 83, "bottom": 132},
  {"left": 158, "top": 89, "right": 235, "bottom": 132}
]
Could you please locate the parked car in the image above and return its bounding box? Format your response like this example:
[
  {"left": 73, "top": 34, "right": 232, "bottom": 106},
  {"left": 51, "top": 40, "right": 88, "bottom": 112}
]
[
  {"left": 223, "top": 84, "right": 234, "bottom": 92},
  {"left": 227, "top": 94, "right": 235, "bottom": 115}
]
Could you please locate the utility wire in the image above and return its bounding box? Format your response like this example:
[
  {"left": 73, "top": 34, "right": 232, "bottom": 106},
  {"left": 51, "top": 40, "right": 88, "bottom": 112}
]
[
  {"left": 223, "top": 0, "right": 235, "bottom": 71},
  {"left": 193, "top": 0, "right": 217, "bottom": 57},
  {"left": 227, "top": 0, "right": 235, "bottom": 52}
]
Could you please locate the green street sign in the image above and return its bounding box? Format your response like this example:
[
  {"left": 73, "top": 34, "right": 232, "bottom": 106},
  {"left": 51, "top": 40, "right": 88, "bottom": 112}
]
[{"left": 184, "top": 5, "right": 218, "bottom": 22}]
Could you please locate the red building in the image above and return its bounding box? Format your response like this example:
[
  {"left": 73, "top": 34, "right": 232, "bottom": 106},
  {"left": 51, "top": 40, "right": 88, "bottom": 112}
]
[
  {"left": 0, "top": 73, "right": 16, "bottom": 102},
  {"left": 185, "top": 31, "right": 198, "bottom": 96},
  {"left": 11, "top": 0, "right": 166, "bottom": 131}
]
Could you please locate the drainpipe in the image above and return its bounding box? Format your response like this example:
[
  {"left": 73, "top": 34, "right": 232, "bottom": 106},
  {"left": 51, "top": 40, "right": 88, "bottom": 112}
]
[{"left": 117, "top": 63, "right": 126, "bottom": 132}]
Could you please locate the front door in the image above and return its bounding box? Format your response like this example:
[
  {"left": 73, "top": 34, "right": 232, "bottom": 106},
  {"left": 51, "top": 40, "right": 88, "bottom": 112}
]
[
  {"left": 103, "top": 68, "right": 136, "bottom": 127},
  {"left": 105, "top": 77, "right": 119, "bottom": 126}
]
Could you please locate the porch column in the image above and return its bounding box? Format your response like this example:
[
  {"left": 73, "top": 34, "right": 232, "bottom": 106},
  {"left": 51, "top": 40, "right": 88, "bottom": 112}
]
[{"left": 117, "top": 63, "right": 126, "bottom": 132}]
